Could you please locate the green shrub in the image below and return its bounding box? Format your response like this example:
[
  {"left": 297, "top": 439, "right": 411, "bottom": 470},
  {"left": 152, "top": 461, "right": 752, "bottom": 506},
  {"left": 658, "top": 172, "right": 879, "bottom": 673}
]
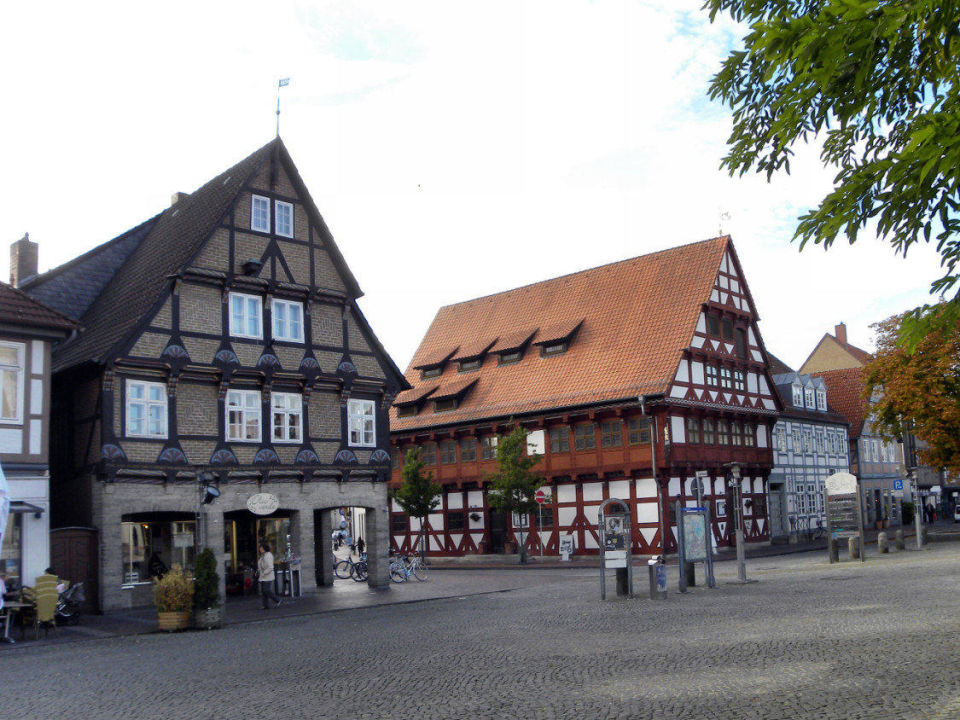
[
  {"left": 193, "top": 548, "right": 220, "bottom": 610},
  {"left": 154, "top": 565, "right": 193, "bottom": 612}
]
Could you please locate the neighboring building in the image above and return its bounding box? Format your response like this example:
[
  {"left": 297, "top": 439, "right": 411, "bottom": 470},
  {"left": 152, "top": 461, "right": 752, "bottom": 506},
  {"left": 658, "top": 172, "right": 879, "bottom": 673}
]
[
  {"left": 20, "top": 138, "right": 406, "bottom": 610},
  {"left": 390, "top": 236, "right": 782, "bottom": 557},
  {"left": 0, "top": 253, "right": 78, "bottom": 590},
  {"left": 811, "top": 367, "right": 904, "bottom": 526},
  {"left": 799, "top": 322, "right": 873, "bottom": 374},
  {"left": 766, "top": 354, "right": 850, "bottom": 542}
]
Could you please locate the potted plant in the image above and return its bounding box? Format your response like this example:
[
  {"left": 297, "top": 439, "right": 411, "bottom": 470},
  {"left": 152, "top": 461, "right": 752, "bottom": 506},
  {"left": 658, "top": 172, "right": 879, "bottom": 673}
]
[
  {"left": 193, "top": 548, "right": 222, "bottom": 629},
  {"left": 154, "top": 564, "right": 193, "bottom": 631}
]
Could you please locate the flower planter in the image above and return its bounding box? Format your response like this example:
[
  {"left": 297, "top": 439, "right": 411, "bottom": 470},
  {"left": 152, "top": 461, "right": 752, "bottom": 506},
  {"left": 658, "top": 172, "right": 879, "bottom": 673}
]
[
  {"left": 157, "top": 610, "right": 191, "bottom": 632},
  {"left": 194, "top": 606, "right": 222, "bottom": 630}
]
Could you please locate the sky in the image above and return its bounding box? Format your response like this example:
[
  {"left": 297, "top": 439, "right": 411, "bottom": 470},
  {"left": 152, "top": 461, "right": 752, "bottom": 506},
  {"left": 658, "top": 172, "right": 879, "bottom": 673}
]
[{"left": 0, "top": 0, "right": 945, "bottom": 371}]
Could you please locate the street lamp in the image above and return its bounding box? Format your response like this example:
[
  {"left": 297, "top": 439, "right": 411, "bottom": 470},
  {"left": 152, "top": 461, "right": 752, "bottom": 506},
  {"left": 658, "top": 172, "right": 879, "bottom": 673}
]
[{"left": 725, "top": 462, "right": 749, "bottom": 583}]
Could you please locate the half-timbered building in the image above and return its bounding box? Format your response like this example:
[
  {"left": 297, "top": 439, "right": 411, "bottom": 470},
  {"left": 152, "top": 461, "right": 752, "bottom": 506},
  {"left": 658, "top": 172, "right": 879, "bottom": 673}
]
[
  {"left": 389, "top": 236, "right": 783, "bottom": 557},
  {"left": 20, "top": 138, "right": 406, "bottom": 610}
]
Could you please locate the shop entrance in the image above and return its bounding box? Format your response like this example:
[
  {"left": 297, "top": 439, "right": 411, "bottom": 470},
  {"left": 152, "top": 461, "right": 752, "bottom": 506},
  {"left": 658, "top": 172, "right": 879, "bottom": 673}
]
[
  {"left": 489, "top": 509, "right": 508, "bottom": 553},
  {"left": 223, "top": 510, "right": 292, "bottom": 597}
]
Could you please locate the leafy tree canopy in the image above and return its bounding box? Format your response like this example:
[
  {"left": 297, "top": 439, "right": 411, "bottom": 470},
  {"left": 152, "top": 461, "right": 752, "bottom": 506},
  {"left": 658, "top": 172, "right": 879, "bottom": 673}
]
[
  {"left": 392, "top": 447, "right": 441, "bottom": 521},
  {"left": 486, "top": 427, "right": 543, "bottom": 563},
  {"left": 864, "top": 303, "right": 960, "bottom": 473},
  {"left": 706, "top": 1, "right": 960, "bottom": 334}
]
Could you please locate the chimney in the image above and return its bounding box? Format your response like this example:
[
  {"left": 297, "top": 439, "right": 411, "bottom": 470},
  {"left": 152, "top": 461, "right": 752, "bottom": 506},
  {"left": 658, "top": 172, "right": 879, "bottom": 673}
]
[
  {"left": 834, "top": 322, "right": 847, "bottom": 345},
  {"left": 170, "top": 191, "right": 189, "bottom": 206},
  {"left": 10, "top": 233, "right": 38, "bottom": 287}
]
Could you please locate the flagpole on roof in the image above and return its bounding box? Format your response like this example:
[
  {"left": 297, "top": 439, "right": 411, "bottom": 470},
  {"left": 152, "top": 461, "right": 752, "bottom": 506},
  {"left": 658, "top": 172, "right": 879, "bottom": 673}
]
[{"left": 276, "top": 77, "right": 290, "bottom": 137}]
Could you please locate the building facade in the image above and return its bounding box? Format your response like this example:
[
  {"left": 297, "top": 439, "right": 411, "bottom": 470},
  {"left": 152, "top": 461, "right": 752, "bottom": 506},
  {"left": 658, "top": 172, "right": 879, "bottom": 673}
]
[
  {"left": 390, "top": 236, "right": 782, "bottom": 557},
  {"left": 0, "top": 268, "right": 77, "bottom": 591},
  {"left": 766, "top": 360, "right": 850, "bottom": 542},
  {"left": 21, "top": 139, "right": 406, "bottom": 610}
]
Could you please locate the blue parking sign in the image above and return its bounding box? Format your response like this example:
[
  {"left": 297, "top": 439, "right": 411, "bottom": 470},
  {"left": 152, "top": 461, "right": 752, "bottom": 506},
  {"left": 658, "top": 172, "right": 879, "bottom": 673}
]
[{"left": 894, "top": 479, "right": 903, "bottom": 491}]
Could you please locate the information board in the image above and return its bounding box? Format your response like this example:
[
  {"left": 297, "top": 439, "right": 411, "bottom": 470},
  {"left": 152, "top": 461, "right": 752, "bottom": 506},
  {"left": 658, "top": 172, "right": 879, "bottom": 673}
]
[
  {"left": 682, "top": 511, "right": 708, "bottom": 562},
  {"left": 825, "top": 494, "right": 860, "bottom": 538}
]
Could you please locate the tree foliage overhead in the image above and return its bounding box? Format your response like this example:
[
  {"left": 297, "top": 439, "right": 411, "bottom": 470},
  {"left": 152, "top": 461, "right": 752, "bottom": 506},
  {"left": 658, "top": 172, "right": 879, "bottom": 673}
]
[
  {"left": 486, "top": 426, "right": 543, "bottom": 563},
  {"left": 706, "top": 0, "right": 960, "bottom": 325},
  {"left": 864, "top": 303, "right": 960, "bottom": 473}
]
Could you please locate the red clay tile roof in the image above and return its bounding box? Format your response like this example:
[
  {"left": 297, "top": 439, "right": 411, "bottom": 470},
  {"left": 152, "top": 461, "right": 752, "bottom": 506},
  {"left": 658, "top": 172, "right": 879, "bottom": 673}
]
[
  {"left": 532, "top": 319, "right": 584, "bottom": 345},
  {"left": 490, "top": 329, "right": 537, "bottom": 353},
  {"left": 450, "top": 338, "right": 498, "bottom": 362},
  {"left": 0, "top": 282, "right": 78, "bottom": 333},
  {"left": 810, "top": 367, "right": 868, "bottom": 438},
  {"left": 392, "top": 236, "right": 733, "bottom": 431},
  {"left": 431, "top": 376, "right": 479, "bottom": 400},
  {"left": 412, "top": 346, "right": 459, "bottom": 369},
  {"left": 394, "top": 383, "right": 439, "bottom": 406}
]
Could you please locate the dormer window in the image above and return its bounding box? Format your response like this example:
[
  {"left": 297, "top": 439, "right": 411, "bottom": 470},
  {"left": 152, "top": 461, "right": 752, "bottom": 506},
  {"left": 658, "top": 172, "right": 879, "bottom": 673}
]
[
  {"left": 458, "top": 358, "right": 481, "bottom": 372},
  {"left": 499, "top": 350, "right": 522, "bottom": 365},
  {"left": 397, "top": 405, "right": 416, "bottom": 417},
  {"left": 421, "top": 367, "right": 442, "bottom": 380},
  {"left": 533, "top": 319, "right": 582, "bottom": 358},
  {"left": 804, "top": 387, "right": 815, "bottom": 409},
  {"left": 541, "top": 341, "right": 567, "bottom": 357},
  {"left": 816, "top": 389, "right": 826, "bottom": 411},
  {"left": 792, "top": 384, "right": 802, "bottom": 406},
  {"left": 435, "top": 397, "right": 458, "bottom": 412}
]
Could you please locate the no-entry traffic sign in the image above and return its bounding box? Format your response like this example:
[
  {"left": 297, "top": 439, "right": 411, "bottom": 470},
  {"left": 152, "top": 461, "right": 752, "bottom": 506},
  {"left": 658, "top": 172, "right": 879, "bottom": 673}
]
[{"left": 535, "top": 489, "right": 549, "bottom": 505}]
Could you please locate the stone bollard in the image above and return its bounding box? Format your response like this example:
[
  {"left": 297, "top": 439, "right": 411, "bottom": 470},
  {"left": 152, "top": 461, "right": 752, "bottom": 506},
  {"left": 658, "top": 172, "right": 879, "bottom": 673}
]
[
  {"left": 895, "top": 529, "right": 905, "bottom": 550},
  {"left": 921, "top": 526, "right": 929, "bottom": 545},
  {"left": 878, "top": 531, "right": 889, "bottom": 554},
  {"left": 828, "top": 537, "right": 839, "bottom": 563},
  {"left": 848, "top": 536, "right": 860, "bottom": 559},
  {"left": 615, "top": 568, "right": 629, "bottom": 597},
  {"left": 683, "top": 561, "right": 696, "bottom": 588}
]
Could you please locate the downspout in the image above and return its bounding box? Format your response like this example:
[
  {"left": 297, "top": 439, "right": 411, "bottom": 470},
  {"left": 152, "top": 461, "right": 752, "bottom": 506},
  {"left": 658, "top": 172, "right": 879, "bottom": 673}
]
[{"left": 640, "top": 394, "right": 666, "bottom": 557}]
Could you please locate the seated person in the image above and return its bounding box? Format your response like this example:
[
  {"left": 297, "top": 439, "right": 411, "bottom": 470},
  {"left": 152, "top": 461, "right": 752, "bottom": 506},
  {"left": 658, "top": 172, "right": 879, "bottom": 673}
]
[{"left": 148, "top": 552, "right": 168, "bottom": 580}]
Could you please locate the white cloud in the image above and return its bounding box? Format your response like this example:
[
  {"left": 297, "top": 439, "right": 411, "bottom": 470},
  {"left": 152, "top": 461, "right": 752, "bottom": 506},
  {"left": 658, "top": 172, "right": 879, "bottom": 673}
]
[{"left": 0, "top": 0, "right": 941, "bottom": 373}]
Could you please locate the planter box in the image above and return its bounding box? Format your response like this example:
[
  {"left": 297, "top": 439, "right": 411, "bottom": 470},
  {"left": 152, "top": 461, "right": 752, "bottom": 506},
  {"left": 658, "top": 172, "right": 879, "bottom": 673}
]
[{"left": 157, "top": 610, "right": 191, "bottom": 632}]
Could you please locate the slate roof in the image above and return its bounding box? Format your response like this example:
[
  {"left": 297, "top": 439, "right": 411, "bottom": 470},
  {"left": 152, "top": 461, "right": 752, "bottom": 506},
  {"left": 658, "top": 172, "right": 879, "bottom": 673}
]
[
  {"left": 765, "top": 351, "right": 794, "bottom": 376},
  {"left": 0, "top": 282, "right": 78, "bottom": 333},
  {"left": 392, "top": 236, "right": 735, "bottom": 431},
  {"left": 810, "top": 367, "right": 869, "bottom": 438}
]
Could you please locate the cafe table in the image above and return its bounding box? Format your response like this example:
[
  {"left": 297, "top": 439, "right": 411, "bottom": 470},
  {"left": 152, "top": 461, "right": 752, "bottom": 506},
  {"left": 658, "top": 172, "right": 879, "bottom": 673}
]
[{"left": 1, "top": 601, "right": 33, "bottom": 644}]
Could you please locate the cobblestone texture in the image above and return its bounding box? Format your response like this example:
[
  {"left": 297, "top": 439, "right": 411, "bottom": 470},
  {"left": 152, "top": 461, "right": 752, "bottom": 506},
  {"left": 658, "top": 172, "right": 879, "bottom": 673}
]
[{"left": 4, "top": 545, "right": 960, "bottom": 719}]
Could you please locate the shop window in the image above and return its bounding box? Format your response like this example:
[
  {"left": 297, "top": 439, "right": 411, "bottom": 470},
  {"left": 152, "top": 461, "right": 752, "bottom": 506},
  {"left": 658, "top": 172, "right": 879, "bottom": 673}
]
[
  {"left": 686, "top": 417, "right": 700, "bottom": 444},
  {"left": 271, "top": 392, "right": 302, "bottom": 443},
  {"left": 447, "top": 512, "right": 466, "bottom": 532},
  {"left": 439, "top": 440, "right": 457, "bottom": 464},
  {"left": 550, "top": 426, "right": 570, "bottom": 453},
  {"left": 126, "top": 379, "right": 167, "bottom": 438},
  {"left": 0, "top": 512, "right": 22, "bottom": 588},
  {"left": 480, "top": 436, "right": 497, "bottom": 460},
  {"left": 0, "top": 342, "right": 24, "bottom": 423},
  {"left": 421, "top": 443, "right": 438, "bottom": 466},
  {"left": 121, "top": 516, "right": 195, "bottom": 585},
  {"left": 226, "top": 389, "right": 261, "bottom": 442},
  {"left": 574, "top": 423, "right": 596, "bottom": 451},
  {"left": 702, "top": 418, "right": 715, "bottom": 444},
  {"left": 459, "top": 437, "right": 477, "bottom": 462},
  {"left": 600, "top": 420, "right": 622, "bottom": 448},
  {"left": 348, "top": 398, "right": 376, "bottom": 447},
  {"left": 628, "top": 418, "right": 651, "bottom": 444},
  {"left": 391, "top": 514, "right": 408, "bottom": 534},
  {"left": 706, "top": 365, "right": 718, "bottom": 387}
]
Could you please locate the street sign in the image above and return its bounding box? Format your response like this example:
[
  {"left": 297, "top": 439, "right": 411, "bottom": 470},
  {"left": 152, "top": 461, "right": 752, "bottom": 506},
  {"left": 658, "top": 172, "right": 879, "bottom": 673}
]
[
  {"left": 894, "top": 479, "right": 903, "bottom": 491},
  {"left": 695, "top": 470, "right": 710, "bottom": 478},
  {"left": 535, "top": 489, "right": 549, "bottom": 505}
]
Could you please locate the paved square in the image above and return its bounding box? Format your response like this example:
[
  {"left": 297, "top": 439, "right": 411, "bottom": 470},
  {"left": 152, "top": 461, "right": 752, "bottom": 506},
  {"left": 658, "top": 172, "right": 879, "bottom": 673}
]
[{"left": 4, "top": 545, "right": 960, "bottom": 719}]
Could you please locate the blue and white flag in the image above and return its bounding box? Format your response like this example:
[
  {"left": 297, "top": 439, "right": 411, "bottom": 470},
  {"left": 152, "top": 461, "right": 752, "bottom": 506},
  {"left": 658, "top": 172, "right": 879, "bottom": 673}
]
[
  {"left": 279, "top": 77, "right": 290, "bottom": 87},
  {"left": 0, "top": 465, "right": 8, "bottom": 611}
]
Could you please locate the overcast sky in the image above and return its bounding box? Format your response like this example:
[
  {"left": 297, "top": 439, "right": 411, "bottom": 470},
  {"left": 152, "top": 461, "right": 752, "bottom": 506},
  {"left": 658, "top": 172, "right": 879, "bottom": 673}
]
[{"left": 0, "top": 1, "right": 943, "bottom": 371}]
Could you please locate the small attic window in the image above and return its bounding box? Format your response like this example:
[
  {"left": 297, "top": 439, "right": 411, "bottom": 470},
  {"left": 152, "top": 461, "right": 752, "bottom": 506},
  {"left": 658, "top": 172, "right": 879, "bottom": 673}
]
[
  {"left": 499, "top": 350, "right": 522, "bottom": 365},
  {"left": 458, "top": 358, "right": 481, "bottom": 372},
  {"left": 397, "top": 405, "right": 417, "bottom": 418},
  {"left": 792, "top": 384, "right": 802, "bottom": 406},
  {"left": 421, "top": 366, "right": 442, "bottom": 380},
  {"left": 541, "top": 341, "right": 567, "bottom": 357},
  {"left": 434, "top": 397, "right": 458, "bottom": 412}
]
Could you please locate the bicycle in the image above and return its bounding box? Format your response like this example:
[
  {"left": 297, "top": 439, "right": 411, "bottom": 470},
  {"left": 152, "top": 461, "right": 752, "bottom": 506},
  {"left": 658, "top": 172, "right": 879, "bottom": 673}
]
[{"left": 335, "top": 555, "right": 367, "bottom": 582}]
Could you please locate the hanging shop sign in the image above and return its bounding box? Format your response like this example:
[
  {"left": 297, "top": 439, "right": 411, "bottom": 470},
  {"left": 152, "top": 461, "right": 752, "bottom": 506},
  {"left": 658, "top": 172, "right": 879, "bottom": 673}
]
[{"left": 247, "top": 493, "right": 280, "bottom": 516}]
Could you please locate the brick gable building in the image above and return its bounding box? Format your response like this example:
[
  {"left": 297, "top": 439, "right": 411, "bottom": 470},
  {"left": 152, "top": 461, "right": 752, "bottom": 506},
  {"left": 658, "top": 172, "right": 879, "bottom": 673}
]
[
  {"left": 20, "top": 138, "right": 406, "bottom": 610},
  {"left": 390, "top": 236, "right": 782, "bottom": 557}
]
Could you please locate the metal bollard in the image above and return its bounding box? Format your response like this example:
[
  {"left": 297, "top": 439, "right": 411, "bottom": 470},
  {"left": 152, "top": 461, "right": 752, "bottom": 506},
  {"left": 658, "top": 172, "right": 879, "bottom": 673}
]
[{"left": 648, "top": 556, "right": 668, "bottom": 600}]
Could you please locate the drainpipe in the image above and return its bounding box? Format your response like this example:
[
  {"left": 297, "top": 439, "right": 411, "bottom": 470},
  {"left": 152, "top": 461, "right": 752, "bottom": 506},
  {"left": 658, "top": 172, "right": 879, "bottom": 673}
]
[{"left": 640, "top": 394, "right": 666, "bottom": 556}]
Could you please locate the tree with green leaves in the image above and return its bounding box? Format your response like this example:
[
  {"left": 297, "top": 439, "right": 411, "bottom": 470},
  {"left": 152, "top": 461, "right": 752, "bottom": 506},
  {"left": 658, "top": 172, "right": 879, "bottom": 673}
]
[
  {"left": 864, "top": 303, "right": 960, "bottom": 473},
  {"left": 391, "top": 447, "right": 441, "bottom": 561},
  {"left": 486, "top": 426, "right": 543, "bottom": 564},
  {"left": 706, "top": 1, "right": 960, "bottom": 336}
]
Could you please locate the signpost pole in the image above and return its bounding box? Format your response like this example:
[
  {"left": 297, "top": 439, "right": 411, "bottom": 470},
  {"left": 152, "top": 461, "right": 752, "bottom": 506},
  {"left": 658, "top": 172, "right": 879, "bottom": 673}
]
[
  {"left": 913, "top": 472, "right": 923, "bottom": 550},
  {"left": 726, "top": 463, "right": 748, "bottom": 583},
  {"left": 704, "top": 505, "right": 716, "bottom": 588},
  {"left": 676, "top": 501, "right": 687, "bottom": 593},
  {"left": 855, "top": 482, "right": 866, "bottom": 563}
]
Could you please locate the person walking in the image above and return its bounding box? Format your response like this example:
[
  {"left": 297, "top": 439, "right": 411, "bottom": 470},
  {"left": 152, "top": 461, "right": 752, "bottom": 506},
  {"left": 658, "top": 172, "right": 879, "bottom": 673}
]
[
  {"left": 356, "top": 537, "right": 365, "bottom": 556},
  {"left": 258, "top": 542, "right": 282, "bottom": 609}
]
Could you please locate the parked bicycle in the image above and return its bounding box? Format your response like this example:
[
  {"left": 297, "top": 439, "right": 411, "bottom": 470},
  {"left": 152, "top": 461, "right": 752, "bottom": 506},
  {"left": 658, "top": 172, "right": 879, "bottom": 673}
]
[
  {"left": 335, "top": 554, "right": 368, "bottom": 583},
  {"left": 389, "top": 553, "right": 428, "bottom": 583}
]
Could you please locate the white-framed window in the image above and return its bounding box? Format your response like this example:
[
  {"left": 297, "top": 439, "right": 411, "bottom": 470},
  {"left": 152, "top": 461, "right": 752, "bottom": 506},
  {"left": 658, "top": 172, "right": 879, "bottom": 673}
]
[
  {"left": 226, "top": 389, "right": 261, "bottom": 442},
  {"left": 275, "top": 200, "right": 293, "bottom": 238},
  {"left": 0, "top": 342, "right": 24, "bottom": 424},
  {"left": 792, "top": 384, "right": 802, "bottom": 406},
  {"left": 720, "top": 367, "right": 732, "bottom": 389},
  {"left": 251, "top": 195, "right": 270, "bottom": 233},
  {"left": 734, "top": 370, "right": 745, "bottom": 391},
  {"left": 271, "top": 392, "right": 302, "bottom": 443},
  {"left": 706, "top": 365, "right": 718, "bottom": 387},
  {"left": 125, "top": 380, "right": 167, "bottom": 438},
  {"left": 804, "top": 387, "right": 815, "bottom": 409},
  {"left": 229, "top": 293, "right": 263, "bottom": 339},
  {"left": 816, "top": 389, "right": 827, "bottom": 411},
  {"left": 347, "top": 398, "right": 376, "bottom": 447},
  {"left": 272, "top": 299, "right": 304, "bottom": 342}
]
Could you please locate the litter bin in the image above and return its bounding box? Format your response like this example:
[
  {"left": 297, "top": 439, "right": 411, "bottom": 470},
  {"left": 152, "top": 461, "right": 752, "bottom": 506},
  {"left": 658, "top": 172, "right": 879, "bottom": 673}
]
[{"left": 648, "top": 556, "right": 668, "bottom": 600}]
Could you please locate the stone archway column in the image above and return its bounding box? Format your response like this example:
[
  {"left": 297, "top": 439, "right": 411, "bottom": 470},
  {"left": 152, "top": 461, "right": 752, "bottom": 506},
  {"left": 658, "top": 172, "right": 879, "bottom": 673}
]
[
  {"left": 95, "top": 483, "right": 125, "bottom": 613},
  {"left": 318, "top": 509, "right": 334, "bottom": 587},
  {"left": 201, "top": 506, "right": 226, "bottom": 607},
  {"left": 365, "top": 503, "right": 390, "bottom": 590},
  {"left": 289, "top": 506, "right": 316, "bottom": 594}
]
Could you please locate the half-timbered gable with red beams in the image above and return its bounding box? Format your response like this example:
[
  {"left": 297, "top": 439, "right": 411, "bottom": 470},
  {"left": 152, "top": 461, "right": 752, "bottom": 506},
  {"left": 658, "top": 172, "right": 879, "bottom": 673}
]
[{"left": 390, "top": 236, "right": 782, "bottom": 558}]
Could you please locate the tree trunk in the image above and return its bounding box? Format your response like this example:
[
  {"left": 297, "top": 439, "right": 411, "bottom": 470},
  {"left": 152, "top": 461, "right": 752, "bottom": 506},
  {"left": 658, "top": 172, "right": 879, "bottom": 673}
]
[
  {"left": 518, "top": 527, "right": 527, "bottom": 564},
  {"left": 419, "top": 519, "right": 426, "bottom": 563}
]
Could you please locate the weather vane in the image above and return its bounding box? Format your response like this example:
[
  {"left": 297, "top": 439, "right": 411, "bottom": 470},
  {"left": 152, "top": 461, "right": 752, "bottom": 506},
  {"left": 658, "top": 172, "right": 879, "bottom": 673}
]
[{"left": 276, "top": 77, "right": 290, "bottom": 137}]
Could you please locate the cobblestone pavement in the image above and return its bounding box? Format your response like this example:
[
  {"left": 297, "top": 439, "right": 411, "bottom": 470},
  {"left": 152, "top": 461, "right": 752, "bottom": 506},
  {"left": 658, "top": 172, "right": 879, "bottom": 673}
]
[{"left": 4, "top": 544, "right": 960, "bottom": 720}]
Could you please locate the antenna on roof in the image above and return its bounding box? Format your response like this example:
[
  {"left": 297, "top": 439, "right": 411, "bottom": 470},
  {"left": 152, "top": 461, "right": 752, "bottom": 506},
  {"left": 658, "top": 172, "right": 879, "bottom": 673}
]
[
  {"left": 718, "top": 209, "right": 731, "bottom": 235},
  {"left": 276, "top": 77, "right": 290, "bottom": 137}
]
